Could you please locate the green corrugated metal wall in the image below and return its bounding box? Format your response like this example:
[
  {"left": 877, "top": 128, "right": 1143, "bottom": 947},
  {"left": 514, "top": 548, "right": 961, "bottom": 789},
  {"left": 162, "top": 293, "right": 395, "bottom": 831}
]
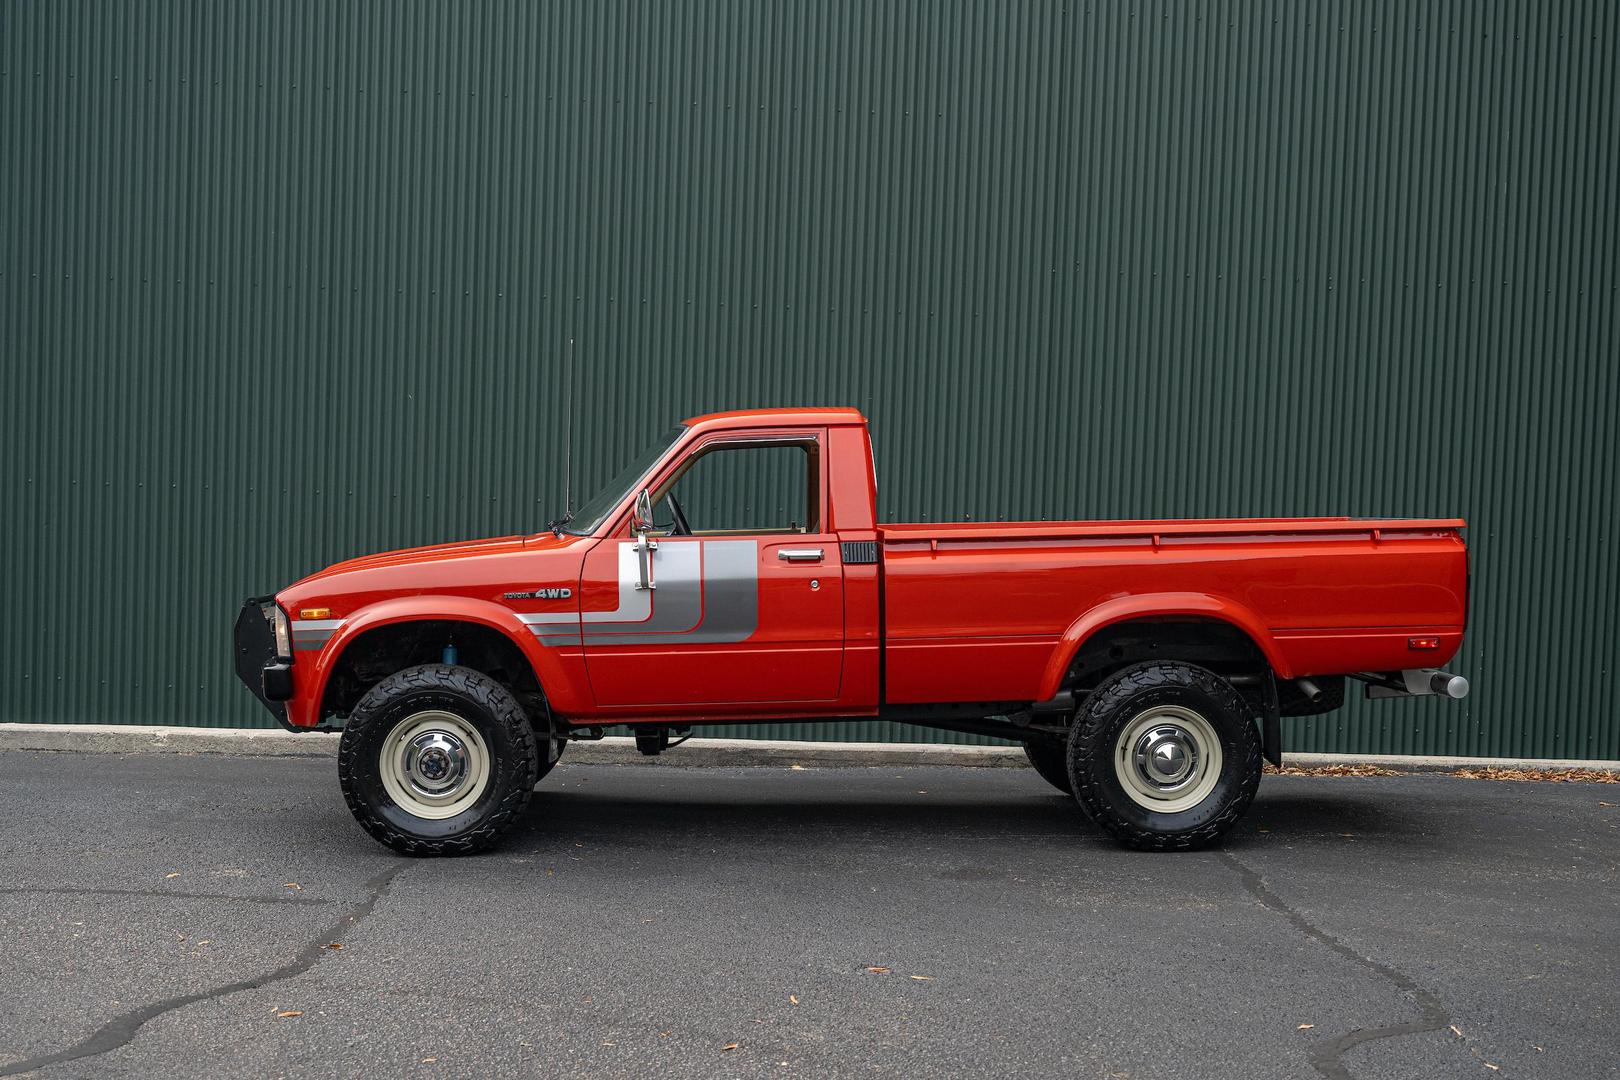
[{"left": 3, "top": 2, "right": 1615, "bottom": 757}]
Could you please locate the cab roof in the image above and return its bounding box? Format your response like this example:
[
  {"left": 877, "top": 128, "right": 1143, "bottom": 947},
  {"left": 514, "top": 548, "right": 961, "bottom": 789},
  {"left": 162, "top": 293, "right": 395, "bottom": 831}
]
[{"left": 681, "top": 406, "right": 868, "bottom": 431}]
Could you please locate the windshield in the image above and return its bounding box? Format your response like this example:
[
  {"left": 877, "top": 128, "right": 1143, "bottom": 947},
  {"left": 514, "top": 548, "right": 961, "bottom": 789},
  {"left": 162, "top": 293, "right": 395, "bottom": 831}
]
[{"left": 559, "top": 425, "right": 686, "bottom": 535}]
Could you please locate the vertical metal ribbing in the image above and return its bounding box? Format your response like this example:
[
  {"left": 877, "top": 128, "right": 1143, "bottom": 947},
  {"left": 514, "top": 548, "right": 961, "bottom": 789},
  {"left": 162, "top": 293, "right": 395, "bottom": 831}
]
[{"left": 0, "top": 1, "right": 1614, "bottom": 757}]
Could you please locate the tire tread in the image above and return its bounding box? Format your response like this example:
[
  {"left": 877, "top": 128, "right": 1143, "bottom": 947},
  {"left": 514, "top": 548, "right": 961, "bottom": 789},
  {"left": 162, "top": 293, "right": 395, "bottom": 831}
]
[
  {"left": 337, "top": 664, "right": 537, "bottom": 857},
  {"left": 1068, "top": 661, "right": 1261, "bottom": 852}
]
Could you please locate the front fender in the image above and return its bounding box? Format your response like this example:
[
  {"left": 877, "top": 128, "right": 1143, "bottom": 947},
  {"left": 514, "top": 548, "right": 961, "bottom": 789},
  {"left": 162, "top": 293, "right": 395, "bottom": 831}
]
[
  {"left": 285, "top": 595, "right": 579, "bottom": 728},
  {"left": 1036, "top": 592, "right": 1290, "bottom": 701}
]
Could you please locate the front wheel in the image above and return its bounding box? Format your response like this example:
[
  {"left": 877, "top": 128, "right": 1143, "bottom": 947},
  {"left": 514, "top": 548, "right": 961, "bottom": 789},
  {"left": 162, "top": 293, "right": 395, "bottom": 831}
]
[
  {"left": 338, "top": 665, "right": 538, "bottom": 856},
  {"left": 1068, "top": 662, "right": 1261, "bottom": 851}
]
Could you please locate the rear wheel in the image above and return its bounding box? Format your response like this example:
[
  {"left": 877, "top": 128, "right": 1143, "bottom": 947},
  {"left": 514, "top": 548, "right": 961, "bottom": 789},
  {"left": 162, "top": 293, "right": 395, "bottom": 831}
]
[
  {"left": 1068, "top": 661, "right": 1261, "bottom": 851},
  {"left": 1022, "top": 738, "right": 1073, "bottom": 794},
  {"left": 338, "top": 664, "right": 538, "bottom": 856}
]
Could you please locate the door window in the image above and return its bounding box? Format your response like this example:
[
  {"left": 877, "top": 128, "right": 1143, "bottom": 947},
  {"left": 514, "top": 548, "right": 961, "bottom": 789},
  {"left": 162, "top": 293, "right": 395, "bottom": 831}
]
[{"left": 654, "top": 440, "right": 817, "bottom": 535}]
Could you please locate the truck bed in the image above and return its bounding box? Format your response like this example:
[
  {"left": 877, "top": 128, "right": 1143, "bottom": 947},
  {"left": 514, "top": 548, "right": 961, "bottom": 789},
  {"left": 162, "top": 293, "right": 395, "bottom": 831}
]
[
  {"left": 875, "top": 516, "right": 1468, "bottom": 705},
  {"left": 877, "top": 515, "right": 1467, "bottom": 542}
]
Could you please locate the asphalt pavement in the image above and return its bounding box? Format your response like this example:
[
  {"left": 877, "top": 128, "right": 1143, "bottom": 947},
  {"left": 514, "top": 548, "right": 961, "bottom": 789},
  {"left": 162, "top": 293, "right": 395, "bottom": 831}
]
[{"left": 0, "top": 752, "right": 1614, "bottom": 1080}]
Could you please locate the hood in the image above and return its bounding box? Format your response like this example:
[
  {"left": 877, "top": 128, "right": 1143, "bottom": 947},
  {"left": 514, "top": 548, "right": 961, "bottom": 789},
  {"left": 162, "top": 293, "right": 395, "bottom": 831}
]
[
  {"left": 287, "top": 530, "right": 584, "bottom": 590},
  {"left": 304, "top": 535, "right": 529, "bottom": 579}
]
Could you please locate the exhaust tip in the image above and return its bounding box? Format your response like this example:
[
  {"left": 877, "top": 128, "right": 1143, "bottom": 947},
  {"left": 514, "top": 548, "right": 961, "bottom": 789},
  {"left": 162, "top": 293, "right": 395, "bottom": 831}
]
[{"left": 1430, "top": 672, "right": 1470, "bottom": 699}]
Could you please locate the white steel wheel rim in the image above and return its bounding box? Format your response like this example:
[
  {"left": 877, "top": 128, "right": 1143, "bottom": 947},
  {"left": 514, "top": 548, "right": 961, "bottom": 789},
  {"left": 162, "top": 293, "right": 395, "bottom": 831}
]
[
  {"left": 1113, "top": 705, "right": 1223, "bottom": 813},
  {"left": 378, "top": 710, "right": 492, "bottom": 821}
]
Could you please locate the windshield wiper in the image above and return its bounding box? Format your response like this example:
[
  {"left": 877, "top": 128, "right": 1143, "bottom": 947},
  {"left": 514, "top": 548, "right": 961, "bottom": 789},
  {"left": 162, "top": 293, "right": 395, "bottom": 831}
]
[{"left": 545, "top": 511, "right": 575, "bottom": 535}]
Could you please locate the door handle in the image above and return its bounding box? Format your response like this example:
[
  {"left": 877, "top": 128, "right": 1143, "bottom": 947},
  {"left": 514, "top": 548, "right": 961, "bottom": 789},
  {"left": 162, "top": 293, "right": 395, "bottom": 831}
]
[{"left": 777, "top": 548, "right": 824, "bottom": 562}]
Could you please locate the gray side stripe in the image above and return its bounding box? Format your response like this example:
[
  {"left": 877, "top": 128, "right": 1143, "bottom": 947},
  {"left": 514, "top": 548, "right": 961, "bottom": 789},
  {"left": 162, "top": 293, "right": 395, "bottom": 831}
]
[
  {"left": 291, "top": 618, "right": 345, "bottom": 652},
  {"left": 517, "top": 546, "right": 653, "bottom": 626},
  {"left": 533, "top": 539, "right": 758, "bottom": 647}
]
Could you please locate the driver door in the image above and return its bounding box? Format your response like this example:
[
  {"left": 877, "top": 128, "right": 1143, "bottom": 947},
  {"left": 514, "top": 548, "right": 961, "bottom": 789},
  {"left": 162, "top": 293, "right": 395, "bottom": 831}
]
[{"left": 581, "top": 430, "right": 845, "bottom": 709}]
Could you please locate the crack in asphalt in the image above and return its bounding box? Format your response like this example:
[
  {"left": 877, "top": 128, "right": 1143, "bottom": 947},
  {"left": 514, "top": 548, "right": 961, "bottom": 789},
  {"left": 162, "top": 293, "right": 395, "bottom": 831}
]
[
  {"left": 0, "top": 861, "right": 411, "bottom": 1078},
  {"left": 1217, "top": 853, "right": 1450, "bottom": 1080},
  {"left": 0, "top": 886, "right": 335, "bottom": 907}
]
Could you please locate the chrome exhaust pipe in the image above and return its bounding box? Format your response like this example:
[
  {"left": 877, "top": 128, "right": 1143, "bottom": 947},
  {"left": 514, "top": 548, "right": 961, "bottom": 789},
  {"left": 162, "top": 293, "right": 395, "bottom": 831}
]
[
  {"left": 1293, "top": 677, "right": 1324, "bottom": 704},
  {"left": 1430, "top": 671, "right": 1470, "bottom": 699}
]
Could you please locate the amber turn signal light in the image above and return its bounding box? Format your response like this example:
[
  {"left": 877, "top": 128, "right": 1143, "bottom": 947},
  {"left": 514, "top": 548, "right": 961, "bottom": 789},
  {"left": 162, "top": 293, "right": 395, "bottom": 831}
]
[{"left": 299, "top": 607, "right": 332, "bottom": 620}]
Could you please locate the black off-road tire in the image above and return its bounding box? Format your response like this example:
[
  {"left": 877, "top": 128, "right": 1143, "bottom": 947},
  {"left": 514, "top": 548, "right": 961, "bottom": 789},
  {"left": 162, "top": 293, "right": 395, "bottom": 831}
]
[
  {"left": 1022, "top": 738, "right": 1073, "bottom": 794},
  {"left": 338, "top": 664, "right": 538, "bottom": 856},
  {"left": 1068, "top": 661, "right": 1262, "bottom": 852}
]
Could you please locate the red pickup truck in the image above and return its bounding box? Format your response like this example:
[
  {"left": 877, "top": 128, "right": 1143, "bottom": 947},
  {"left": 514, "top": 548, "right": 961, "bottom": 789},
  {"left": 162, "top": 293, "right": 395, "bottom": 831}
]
[{"left": 235, "top": 407, "right": 1469, "bottom": 855}]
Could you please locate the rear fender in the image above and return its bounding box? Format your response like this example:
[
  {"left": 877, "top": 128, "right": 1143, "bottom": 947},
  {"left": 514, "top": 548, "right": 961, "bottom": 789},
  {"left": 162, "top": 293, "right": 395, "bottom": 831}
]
[{"left": 1037, "top": 592, "right": 1289, "bottom": 701}]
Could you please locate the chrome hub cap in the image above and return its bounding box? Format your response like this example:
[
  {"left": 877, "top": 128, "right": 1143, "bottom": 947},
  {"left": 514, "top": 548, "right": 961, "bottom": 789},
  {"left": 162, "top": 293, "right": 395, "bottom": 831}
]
[
  {"left": 404, "top": 731, "right": 468, "bottom": 795},
  {"left": 1136, "top": 726, "right": 1197, "bottom": 789},
  {"left": 1114, "top": 705, "right": 1223, "bottom": 813},
  {"left": 378, "top": 710, "right": 491, "bottom": 820}
]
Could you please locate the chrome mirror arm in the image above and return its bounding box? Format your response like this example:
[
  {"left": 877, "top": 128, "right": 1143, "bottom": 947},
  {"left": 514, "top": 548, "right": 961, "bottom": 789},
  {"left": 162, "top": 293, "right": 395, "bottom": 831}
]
[{"left": 631, "top": 488, "right": 658, "bottom": 590}]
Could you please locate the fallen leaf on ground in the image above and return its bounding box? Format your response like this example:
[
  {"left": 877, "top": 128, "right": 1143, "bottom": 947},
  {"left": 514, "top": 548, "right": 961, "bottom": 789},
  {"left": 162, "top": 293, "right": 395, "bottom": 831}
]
[
  {"left": 1484, "top": 1064, "right": 1500, "bottom": 1072},
  {"left": 1600, "top": 801, "right": 1615, "bottom": 807},
  {"left": 276, "top": 1010, "right": 302, "bottom": 1019},
  {"left": 421, "top": 1058, "right": 437, "bottom": 1064},
  {"left": 1450, "top": 1025, "right": 1463, "bottom": 1037},
  {"left": 1297, "top": 1024, "right": 1314, "bottom": 1030},
  {"left": 1267, "top": 763, "right": 1402, "bottom": 777},
  {"left": 164, "top": 872, "right": 181, "bottom": 879},
  {"left": 1453, "top": 767, "right": 1618, "bottom": 784},
  {"left": 789, "top": 996, "right": 798, "bottom": 1005},
  {"left": 789, "top": 764, "right": 805, "bottom": 771},
  {"left": 749, "top": 1019, "right": 765, "bottom": 1024},
  {"left": 909, "top": 976, "right": 934, "bottom": 981},
  {"left": 319, "top": 943, "right": 342, "bottom": 951},
  {"left": 721, "top": 1043, "right": 739, "bottom": 1052},
  {"left": 283, "top": 882, "right": 302, "bottom": 890},
  {"left": 659, "top": 1031, "right": 671, "bottom": 1038},
  {"left": 865, "top": 966, "right": 890, "bottom": 974},
  {"left": 196, "top": 940, "right": 211, "bottom": 946}
]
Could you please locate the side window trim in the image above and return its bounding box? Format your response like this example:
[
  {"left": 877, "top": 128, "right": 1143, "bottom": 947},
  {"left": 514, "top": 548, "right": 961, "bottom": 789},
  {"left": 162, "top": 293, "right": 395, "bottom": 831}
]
[{"left": 649, "top": 433, "right": 822, "bottom": 536}]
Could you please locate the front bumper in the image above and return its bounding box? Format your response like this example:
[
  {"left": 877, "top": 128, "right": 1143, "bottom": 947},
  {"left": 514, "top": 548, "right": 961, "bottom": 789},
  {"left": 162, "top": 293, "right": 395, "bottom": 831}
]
[{"left": 233, "top": 597, "right": 296, "bottom": 729}]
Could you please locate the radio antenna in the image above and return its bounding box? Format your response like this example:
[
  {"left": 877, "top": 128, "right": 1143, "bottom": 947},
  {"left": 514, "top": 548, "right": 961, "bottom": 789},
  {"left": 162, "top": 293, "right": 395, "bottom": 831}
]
[{"left": 564, "top": 336, "right": 575, "bottom": 517}]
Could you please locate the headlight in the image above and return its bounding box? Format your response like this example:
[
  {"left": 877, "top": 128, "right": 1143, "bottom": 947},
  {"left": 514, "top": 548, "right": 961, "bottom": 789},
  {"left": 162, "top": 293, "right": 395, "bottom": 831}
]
[{"left": 266, "top": 603, "right": 292, "bottom": 658}]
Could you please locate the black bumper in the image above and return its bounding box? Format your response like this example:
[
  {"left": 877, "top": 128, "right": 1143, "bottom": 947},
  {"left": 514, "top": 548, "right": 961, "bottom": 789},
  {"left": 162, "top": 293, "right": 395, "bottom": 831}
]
[{"left": 234, "top": 597, "right": 295, "bottom": 728}]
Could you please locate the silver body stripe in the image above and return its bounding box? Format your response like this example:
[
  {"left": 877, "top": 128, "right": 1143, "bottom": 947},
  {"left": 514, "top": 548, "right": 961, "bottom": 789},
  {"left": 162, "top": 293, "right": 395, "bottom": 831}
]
[
  {"left": 516, "top": 544, "right": 664, "bottom": 627},
  {"left": 283, "top": 538, "right": 760, "bottom": 654},
  {"left": 290, "top": 618, "right": 345, "bottom": 652},
  {"left": 291, "top": 619, "right": 345, "bottom": 632},
  {"left": 532, "top": 539, "right": 758, "bottom": 647}
]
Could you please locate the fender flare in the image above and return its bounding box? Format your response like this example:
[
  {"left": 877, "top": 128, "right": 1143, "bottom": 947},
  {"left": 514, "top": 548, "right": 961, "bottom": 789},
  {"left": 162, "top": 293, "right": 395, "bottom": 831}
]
[
  {"left": 1036, "top": 592, "right": 1291, "bottom": 701},
  {"left": 299, "top": 596, "right": 574, "bottom": 726}
]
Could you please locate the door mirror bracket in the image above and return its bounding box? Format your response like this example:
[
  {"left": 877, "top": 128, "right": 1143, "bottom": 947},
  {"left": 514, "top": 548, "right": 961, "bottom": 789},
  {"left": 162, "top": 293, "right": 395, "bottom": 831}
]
[{"left": 631, "top": 489, "right": 658, "bottom": 591}]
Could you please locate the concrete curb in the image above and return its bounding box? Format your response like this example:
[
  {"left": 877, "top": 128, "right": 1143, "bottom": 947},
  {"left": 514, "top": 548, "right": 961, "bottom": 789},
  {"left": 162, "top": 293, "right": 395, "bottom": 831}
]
[
  {"left": 1278, "top": 752, "right": 1620, "bottom": 774},
  {"left": 1, "top": 724, "right": 1617, "bottom": 774}
]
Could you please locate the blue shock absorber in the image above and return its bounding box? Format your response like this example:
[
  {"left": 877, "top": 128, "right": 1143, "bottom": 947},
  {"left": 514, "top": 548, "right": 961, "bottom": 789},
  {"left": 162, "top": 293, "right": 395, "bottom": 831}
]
[{"left": 442, "top": 643, "right": 458, "bottom": 666}]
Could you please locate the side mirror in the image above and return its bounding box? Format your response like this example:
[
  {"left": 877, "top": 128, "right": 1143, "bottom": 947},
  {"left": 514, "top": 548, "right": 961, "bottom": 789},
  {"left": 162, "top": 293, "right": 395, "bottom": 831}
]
[
  {"left": 630, "top": 489, "right": 658, "bottom": 591},
  {"left": 631, "top": 488, "right": 655, "bottom": 535}
]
